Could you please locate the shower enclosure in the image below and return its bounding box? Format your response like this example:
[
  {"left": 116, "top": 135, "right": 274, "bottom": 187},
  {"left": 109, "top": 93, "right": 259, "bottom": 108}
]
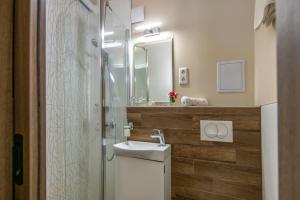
[
  {"left": 45, "top": 0, "right": 131, "bottom": 199},
  {"left": 102, "top": 1, "right": 131, "bottom": 199}
]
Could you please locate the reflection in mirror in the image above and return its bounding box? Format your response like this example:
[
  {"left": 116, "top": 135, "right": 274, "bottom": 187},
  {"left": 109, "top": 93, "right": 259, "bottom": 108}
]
[
  {"left": 134, "top": 46, "right": 148, "bottom": 104},
  {"left": 133, "top": 38, "right": 173, "bottom": 105}
]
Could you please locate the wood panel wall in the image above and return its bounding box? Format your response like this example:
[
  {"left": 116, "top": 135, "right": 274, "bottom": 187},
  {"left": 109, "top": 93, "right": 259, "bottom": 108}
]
[{"left": 127, "top": 107, "right": 262, "bottom": 200}]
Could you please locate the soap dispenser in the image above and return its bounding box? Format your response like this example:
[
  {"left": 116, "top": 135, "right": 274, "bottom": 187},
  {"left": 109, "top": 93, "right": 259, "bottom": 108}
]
[{"left": 123, "top": 122, "right": 133, "bottom": 144}]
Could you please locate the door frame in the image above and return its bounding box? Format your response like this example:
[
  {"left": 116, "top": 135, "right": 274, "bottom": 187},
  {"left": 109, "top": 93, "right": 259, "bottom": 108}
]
[
  {"left": 13, "top": 0, "right": 46, "bottom": 199},
  {"left": 0, "top": 0, "right": 14, "bottom": 199},
  {"left": 37, "top": 0, "right": 46, "bottom": 199}
]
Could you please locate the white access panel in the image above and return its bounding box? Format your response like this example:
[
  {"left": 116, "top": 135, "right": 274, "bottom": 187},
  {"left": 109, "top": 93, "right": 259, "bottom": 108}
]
[
  {"left": 200, "top": 120, "right": 233, "bottom": 143},
  {"left": 217, "top": 60, "right": 245, "bottom": 92}
]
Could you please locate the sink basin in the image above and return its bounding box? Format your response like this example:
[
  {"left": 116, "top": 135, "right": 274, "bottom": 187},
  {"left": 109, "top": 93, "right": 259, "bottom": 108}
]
[{"left": 113, "top": 141, "right": 171, "bottom": 162}]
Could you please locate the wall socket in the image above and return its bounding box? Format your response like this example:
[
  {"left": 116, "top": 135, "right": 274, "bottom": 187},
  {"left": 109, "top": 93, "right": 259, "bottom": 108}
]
[{"left": 179, "top": 67, "right": 189, "bottom": 85}]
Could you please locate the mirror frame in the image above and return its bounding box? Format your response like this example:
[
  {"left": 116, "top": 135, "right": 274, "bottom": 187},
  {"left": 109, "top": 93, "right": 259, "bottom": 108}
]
[{"left": 131, "top": 36, "right": 174, "bottom": 105}]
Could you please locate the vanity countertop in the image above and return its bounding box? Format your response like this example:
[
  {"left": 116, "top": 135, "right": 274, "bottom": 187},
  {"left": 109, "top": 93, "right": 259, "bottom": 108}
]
[{"left": 127, "top": 105, "right": 261, "bottom": 108}]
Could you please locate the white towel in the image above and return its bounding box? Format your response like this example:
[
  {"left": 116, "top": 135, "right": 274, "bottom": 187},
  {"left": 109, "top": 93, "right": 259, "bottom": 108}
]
[{"left": 181, "top": 96, "right": 208, "bottom": 106}]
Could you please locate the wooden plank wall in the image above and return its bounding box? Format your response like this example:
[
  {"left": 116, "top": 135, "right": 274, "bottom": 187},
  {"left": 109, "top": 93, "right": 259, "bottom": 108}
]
[{"left": 127, "top": 107, "right": 262, "bottom": 200}]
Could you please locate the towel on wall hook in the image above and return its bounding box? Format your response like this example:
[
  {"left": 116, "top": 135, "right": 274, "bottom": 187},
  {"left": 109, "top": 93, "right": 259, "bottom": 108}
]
[{"left": 254, "top": 0, "right": 276, "bottom": 30}]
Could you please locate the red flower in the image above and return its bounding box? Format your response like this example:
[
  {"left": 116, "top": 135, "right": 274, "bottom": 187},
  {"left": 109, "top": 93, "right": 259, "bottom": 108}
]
[{"left": 168, "top": 91, "right": 177, "bottom": 98}]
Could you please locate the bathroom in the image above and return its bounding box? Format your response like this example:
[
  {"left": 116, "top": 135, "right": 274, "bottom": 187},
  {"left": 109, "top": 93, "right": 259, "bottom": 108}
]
[{"left": 0, "top": 0, "right": 299, "bottom": 200}]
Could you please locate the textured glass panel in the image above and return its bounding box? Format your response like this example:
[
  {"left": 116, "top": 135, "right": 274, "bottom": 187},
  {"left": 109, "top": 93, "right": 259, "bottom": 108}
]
[{"left": 46, "top": 0, "right": 101, "bottom": 200}]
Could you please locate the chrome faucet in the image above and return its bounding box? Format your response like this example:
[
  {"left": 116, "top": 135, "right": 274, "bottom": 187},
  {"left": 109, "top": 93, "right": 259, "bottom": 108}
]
[{"left": 151, "top": 129, "right": 166, "bottom": 146}]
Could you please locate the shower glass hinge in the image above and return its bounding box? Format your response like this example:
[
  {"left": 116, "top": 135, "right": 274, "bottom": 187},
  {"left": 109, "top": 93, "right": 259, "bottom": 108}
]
[{"left": 13, "top": 133, "right": 23, "bottom": 185}]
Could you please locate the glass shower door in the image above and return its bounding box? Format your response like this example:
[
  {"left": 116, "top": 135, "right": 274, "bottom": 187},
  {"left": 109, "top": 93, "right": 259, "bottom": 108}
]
[
  {"left": 102, "top": 5, "right": 129, "bottom": 200},
  {"left": 46, "top": 1, "right": 101, "bottom": 200}
]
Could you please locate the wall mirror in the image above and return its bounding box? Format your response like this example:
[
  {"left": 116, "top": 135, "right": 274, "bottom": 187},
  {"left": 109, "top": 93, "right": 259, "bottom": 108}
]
[{"left": 132, "top": 38, "right": 173, "bottom": 105}]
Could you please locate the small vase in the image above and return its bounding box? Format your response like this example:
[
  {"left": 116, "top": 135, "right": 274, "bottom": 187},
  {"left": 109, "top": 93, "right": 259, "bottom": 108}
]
[{"left": 169, "top": 97, "right": 176, "bottom": 105}]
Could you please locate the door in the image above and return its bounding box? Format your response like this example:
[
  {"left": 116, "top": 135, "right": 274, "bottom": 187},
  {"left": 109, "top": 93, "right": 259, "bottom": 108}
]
[
  {"left": 0, "top": 0, "right": 14, "bottom": 199},
  {"left": 277, "top": 0, "right": 300, "bottom": 199},
  {"left": 44, "top": 0, "right": 102, "bottom": 199}
]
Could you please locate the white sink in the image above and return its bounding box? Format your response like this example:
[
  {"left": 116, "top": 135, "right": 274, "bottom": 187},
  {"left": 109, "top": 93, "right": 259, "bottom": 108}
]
[{"left": 113, "top": 141, "right": 171, "bottom": 162}]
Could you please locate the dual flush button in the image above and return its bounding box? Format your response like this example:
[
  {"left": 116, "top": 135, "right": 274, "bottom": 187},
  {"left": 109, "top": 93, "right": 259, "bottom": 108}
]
[{"left": 200, "top": 120, "right": 233, "bottom": 143}]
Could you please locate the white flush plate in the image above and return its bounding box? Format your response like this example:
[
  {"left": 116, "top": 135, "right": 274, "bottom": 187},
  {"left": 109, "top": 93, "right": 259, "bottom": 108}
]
[{"left": 200, "top": 120, "right": 233, "bottom": 143}]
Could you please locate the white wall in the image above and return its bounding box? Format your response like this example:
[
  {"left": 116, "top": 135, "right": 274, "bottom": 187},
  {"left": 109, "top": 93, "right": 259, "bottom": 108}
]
[
  {"left": 255, "top": 25, "right": 277, "bottom": 105},
  {"left": 133, "top": 0, "right": 255, "bottom": 106},
  {"left": 261, "top": 103, "right": 279, "bottom": 200},
  {"left": 255, "top": 0, "right": 278, "bottom": 199}
]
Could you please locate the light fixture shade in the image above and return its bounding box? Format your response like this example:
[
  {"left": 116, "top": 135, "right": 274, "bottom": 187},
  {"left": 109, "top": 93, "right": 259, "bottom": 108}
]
[
  {"left": 135, "top": 22, "right": 162, "bottom": 31},
  {"left": 144, "top": 27, "right": 161, "bottom": 37}
]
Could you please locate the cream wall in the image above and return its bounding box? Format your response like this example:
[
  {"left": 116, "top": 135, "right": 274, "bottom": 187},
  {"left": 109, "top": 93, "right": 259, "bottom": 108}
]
[
  {"left": 254, "top": 22, "right": 277, "bottom": 105},
  {"left": 132, "top": 0, "right": 255, "bottom": 106}
]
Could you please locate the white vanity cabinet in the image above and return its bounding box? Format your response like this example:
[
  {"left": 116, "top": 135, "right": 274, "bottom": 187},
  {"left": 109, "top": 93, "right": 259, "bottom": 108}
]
[
  {"left": 114, "top": 141, "right": 171, "bottom": 200},
  {"left": 115, "top": 156, "right": 171, "bottom": 200}
]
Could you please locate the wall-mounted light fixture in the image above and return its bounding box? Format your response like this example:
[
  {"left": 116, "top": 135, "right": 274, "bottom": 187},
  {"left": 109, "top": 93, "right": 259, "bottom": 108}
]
[
  {"left": 135, "top": 22, "right": 162, "bottom": 31},
  {"left": 134, "top": 32, "right": 173, "bottom": 44},
  {"left": 144, "top": 27, "right": 161, "bottom": 37}
]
